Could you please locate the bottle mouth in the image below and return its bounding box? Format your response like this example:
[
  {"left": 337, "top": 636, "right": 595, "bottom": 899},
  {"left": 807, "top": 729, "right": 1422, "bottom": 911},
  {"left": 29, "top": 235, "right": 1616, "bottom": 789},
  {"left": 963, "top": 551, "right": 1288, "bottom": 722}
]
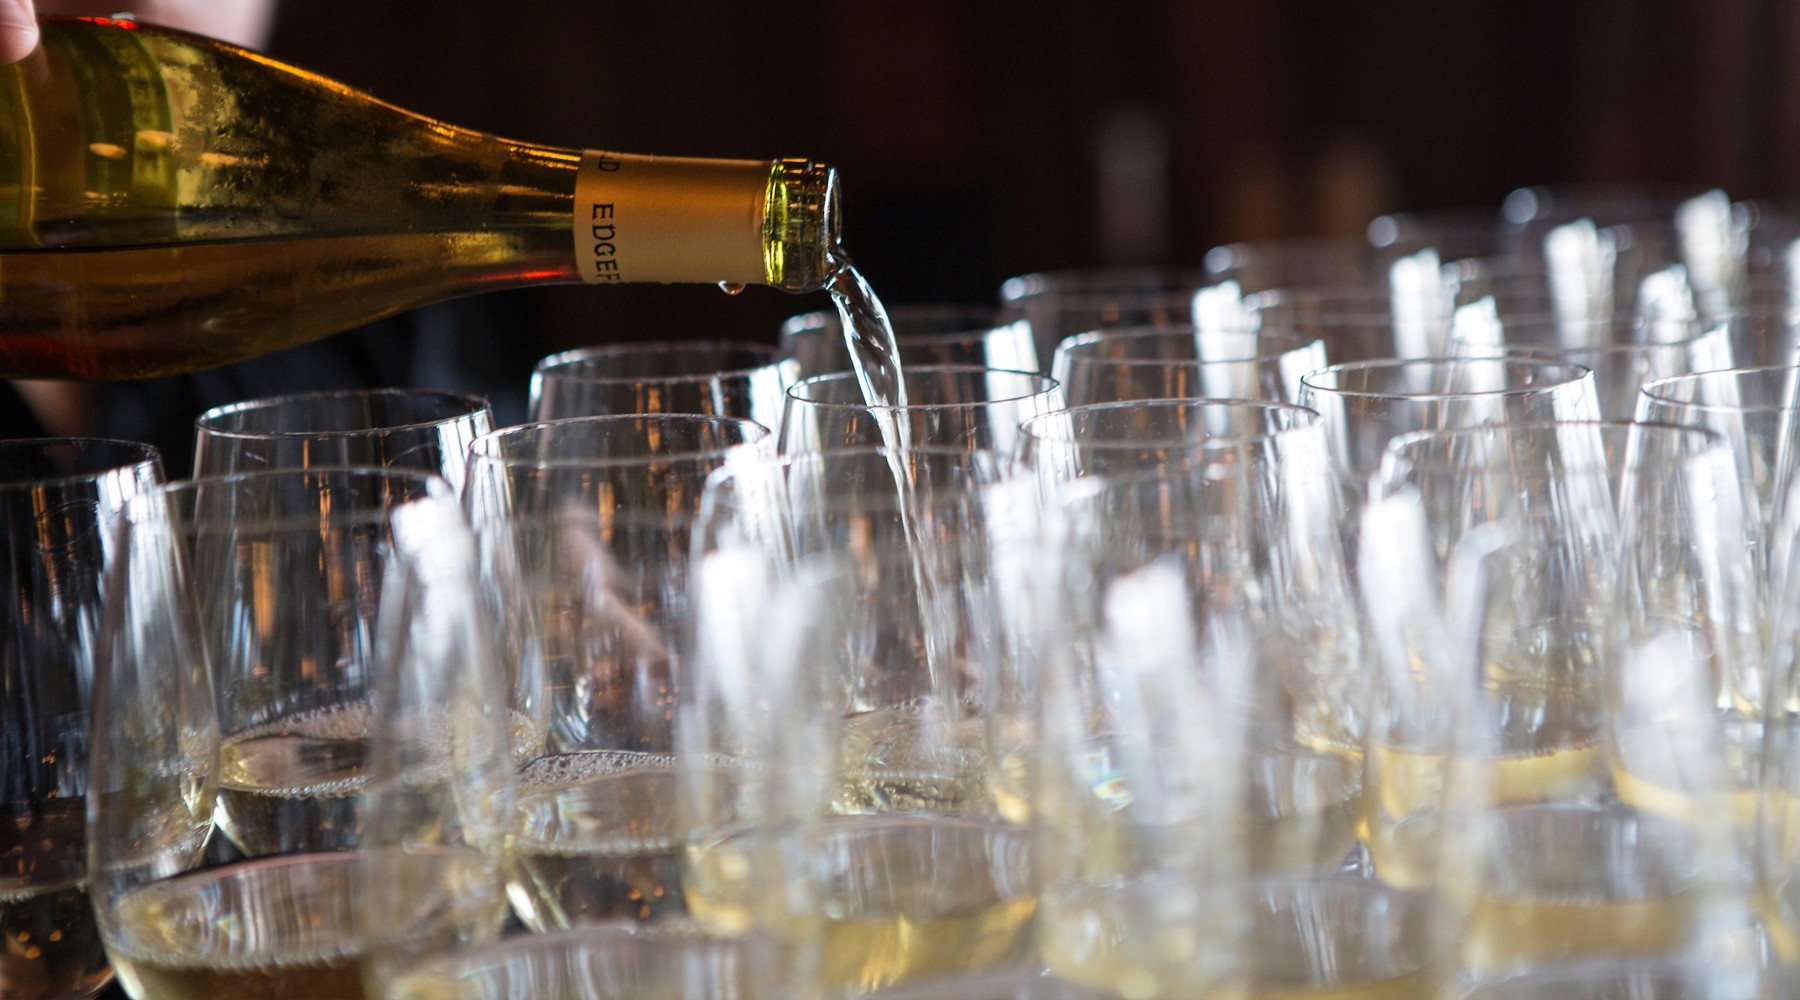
[{"left": 764, "top": 159, "right": 839, "bottom": 292}]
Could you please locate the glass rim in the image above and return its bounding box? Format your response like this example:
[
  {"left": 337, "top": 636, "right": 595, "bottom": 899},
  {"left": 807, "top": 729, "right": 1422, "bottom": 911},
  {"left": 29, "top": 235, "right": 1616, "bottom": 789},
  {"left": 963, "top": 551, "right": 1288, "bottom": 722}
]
[
  {"left": 532, "top": 339, "right": 788, "bottom": 384},
  {"left": 1298, "top": 356, "right": 1593, "bottom": 400},
  {"left": 785, "top": 364, "right": 1060, "bottom": 412},
  {"left": 1381, "top": 418, "right": 1727, "bottom": 459},
  {"left": 123, "top": 464, "right": 458, "bottom": 526},
  {"left": 466, "top": 413, "right": 772, "bottom": 469},
  {"left": 1053, "top": 325, "right": 1323, "bottom": 364},
  {"left": 194, "top": 387, "right": 492, "bottom": 439},
  {"left": 1019, "top": 398, "right": 1323, "bottom": 449},
  {"left": 1638, "top": 364, "right": 1800, "bottom": 413},
  {"left": 0, "top": 436, "right": 163, "bottom": 489}
]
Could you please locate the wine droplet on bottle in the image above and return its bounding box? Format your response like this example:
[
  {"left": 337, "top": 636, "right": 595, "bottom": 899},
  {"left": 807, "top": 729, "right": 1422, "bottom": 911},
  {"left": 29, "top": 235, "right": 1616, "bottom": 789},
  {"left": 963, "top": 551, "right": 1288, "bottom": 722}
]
[{"left": 718, "top": 282, "right": 746, "bottom": 295}]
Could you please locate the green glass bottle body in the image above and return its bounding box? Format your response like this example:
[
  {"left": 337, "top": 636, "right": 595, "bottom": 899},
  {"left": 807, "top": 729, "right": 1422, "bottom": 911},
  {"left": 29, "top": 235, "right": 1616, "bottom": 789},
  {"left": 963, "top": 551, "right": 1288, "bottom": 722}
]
[{"left": 0, "top": 16, "right": 838, "bottom": 379}]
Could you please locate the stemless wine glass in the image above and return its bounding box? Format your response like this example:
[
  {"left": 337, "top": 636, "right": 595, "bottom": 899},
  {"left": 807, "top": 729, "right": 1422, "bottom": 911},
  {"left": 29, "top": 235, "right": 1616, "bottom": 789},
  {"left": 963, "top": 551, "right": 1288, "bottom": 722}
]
[
  {"left": 1359, "top": 422, "right": 1760, "bottom": 992},
  {"left": 779, "top": 366, "right": 1062, "bottom": 454},
  {"left": 88, "top": 466, "right": 508, "bottom": 1000},
  {"left": 192, "top": 387, "right": 492, "bottom": 489},
  {"left": 780, "top": 306, "right": 1036, "bottom": 377},
  {"left": 529, "top": 340, "right": 799, "bottom": 429},
  {"left": 463, "top": 415, "right": 772, "bottom": 933},
  {"left": 1047, "top": 327, "right": 1326, "bottom": 406},
  {"left": 696, "top": 444, "right": 1035, "bottom": 996},
  {"left": 0, "top": 438, "right": 162, "bottom": 1000}
]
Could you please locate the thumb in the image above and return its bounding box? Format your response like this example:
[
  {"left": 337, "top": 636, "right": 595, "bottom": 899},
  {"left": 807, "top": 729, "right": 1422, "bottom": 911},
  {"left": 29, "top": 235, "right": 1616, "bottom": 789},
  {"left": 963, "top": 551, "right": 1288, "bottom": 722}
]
[{"left": 0, "top": 0, "right": 35, "bottom": 64}]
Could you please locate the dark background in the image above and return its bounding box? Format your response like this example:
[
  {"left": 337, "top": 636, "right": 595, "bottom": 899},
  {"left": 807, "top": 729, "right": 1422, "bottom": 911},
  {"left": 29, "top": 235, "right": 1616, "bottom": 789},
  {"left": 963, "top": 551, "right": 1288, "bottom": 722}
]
[
  {"left": 263, "top": 0, "right": 1793, "bottom": 343},
  {"left": 39, "top": 0, "right": 1800, "bottom": 469}
]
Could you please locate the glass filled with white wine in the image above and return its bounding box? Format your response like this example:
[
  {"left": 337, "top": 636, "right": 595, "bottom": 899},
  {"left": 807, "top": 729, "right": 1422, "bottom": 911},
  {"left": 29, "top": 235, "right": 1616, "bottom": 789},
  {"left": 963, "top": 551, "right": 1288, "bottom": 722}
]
[
  {"left": 191, "top": 387, "right": 494, "bottom": 490},
  {"left": 463, "top": 414, "right": 773, "bottom": 932},
  {"left": 528, "top": 340, "right": 800, "bottom": 428},
  {"left": 0, "top": 438, "right": 163, "bottom": 1000},
  {"left": 698, "top": 443, "right": 1038, "bottom": 996},
  {"left": 1361, "top": 422, "right": 1761, "bottom": 991},
  {"left": 88, "top": 466, "right": 509, "bottom": 1000}
]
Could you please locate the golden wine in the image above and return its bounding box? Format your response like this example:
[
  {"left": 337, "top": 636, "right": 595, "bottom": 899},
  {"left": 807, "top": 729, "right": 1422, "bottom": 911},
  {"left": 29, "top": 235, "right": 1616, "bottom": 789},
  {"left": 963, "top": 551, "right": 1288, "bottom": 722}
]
[
  {"left": 0, "top": 17, "right": 838, "bottom": 379},
  {"left": 104, "top": 850, "right": 501, "bottom": 1000},
  {"left": 1245, "top": 746, "right": 1362, "bottom": 875},
  {"left": 1612, "top": 713, "right": 1765, "bottom": 834},
  {"left": 809, "top": 814, "right": 1035, "bottom": 995},
  {"left": 1449, "top": 804, "right": 1705, "bottom": 983},
  {"left": 1040, "top": 876, "right": 1429, "bottom": 1000},
  {"left": 505, "top": 750, "right": 688, "bottom": 929},
  {"left": 0, "top": 797, "right": 110, "bottom": 1000},
  {"left": 834, "top": 705, "right": 992, "bottom": 815},
  {"left": 217, "top": 702, "right": 544, "bottom": 855},
  {"left": 1364, "top": 675, "right": 1604, "bottom": 889}
]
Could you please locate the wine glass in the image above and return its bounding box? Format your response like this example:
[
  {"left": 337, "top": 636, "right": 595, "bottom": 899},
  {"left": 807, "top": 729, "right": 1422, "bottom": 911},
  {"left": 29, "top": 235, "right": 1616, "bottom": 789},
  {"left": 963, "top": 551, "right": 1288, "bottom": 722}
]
[
  {"left": 1359, "top": 422, "right": 1760, "bottom": 991},
  {"left": 1047, "top": 327, "right": 1325, "bottom": 406},
  {"left": 0, "top": 438, "right": 162, "bottom": 1000},
  {"left": 462, "top": 415, "right": 772, "bottom": 932},
  {"left": 191, "top": 387, "right": 492, "bottom": 489},
  {"left": 695, "top": 443, "right": 1035, "bottom": 995},
  {"left": 779, "top": 366, "right": 1062, "bottom": 454},
  {"left": 780, "top": 305, "right": 1036, "bottom": 377},
  {"left": 88, "top": 466, "right": 508, "bottom": 999},
  {"left": 528, "top": 340, "right": 799, "bottom": 429}
]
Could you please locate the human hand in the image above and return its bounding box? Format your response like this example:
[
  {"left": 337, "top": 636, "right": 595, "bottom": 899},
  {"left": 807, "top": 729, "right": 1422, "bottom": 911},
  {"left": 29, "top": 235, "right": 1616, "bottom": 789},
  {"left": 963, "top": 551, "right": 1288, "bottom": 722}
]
[{"left": 0, "top": 0, "right": 279, "bottom": 64}]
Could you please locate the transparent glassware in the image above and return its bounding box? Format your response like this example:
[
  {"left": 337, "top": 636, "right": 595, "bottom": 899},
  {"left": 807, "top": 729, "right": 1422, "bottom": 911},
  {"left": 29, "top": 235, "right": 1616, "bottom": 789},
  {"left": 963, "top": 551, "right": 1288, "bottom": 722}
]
[
  {"left": 780, "top": 305, "right": 1036, "bottom": 378},
  {"left": 461, "top": 415, "right": 772, "bottom": 933},
  {"left": 1013, "top": 397, "right": 1321, "bottom": 491},
  {"left": 1359, "top": 421, "right": 1759, "bottom": 991},
  {"left": 191, "top": 387, "right": 493, "bottom": 490},
  {"left": 1030, "top": 426, "right": 1383, "bottom": 996},
  {"left": 89, "top": 466, "right": 508, "bottom": 1000},
  {"left": 779, "top": 366, "right": 1062, "bottom": 454},
  {"left": 694, "top": 444, "right": 1035, "bottom": 996},
  {"left": 1047, "top": 326, "right": 1325, "bottom": 406},
  {"left": 0, "top": 438, "right": 162, "bottom": 1000},
  {"left": 528, "top": 340, "right": 800, "bottom": 430}
]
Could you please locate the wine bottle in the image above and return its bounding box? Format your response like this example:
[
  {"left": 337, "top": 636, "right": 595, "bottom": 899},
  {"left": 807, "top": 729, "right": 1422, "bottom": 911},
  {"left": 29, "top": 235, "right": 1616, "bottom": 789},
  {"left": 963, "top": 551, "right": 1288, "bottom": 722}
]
[{"left": 0, "top": 16, "right": 839, "bottom": 379}]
